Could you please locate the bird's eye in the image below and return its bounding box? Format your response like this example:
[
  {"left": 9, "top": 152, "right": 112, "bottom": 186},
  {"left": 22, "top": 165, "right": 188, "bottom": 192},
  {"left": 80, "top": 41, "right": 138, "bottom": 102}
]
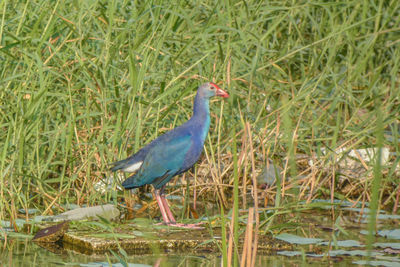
[{"left": 210, "top": 86, "right": 215, "bottom": 90}]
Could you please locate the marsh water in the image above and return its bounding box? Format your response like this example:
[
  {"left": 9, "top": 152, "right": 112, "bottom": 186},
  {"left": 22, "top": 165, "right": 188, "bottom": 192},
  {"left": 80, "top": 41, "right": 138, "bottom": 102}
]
[
  {"left": 2, "top": 238, "right": 356, "bottom": 267},
  {"left": 1, "top": 200, "right": 400, "bottom": 267}
]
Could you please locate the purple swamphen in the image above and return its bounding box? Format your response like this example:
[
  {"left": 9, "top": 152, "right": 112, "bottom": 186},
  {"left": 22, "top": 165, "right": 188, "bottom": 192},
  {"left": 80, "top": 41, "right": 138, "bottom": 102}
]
[{"left": 111, "top": 82, "right": 229, "bottom": 228}]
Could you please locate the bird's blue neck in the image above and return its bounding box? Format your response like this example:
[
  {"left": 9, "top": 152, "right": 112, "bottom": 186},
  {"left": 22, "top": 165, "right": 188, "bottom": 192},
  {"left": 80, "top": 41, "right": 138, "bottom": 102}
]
[{"left": 191, "top": 93, "right": 211, "bottom": 142}]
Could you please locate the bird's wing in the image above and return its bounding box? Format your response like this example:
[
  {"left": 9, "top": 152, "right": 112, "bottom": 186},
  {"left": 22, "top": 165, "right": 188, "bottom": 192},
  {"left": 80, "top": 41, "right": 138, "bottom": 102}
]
[
  {"left": 109, "top": 145, "right": 152, "bottom": 172},
  {"left": 110, "top": 123, "right": 190, "bottom": 173},
  {"left": 121, "top": 132, "right": 193, "bottom": 189}
]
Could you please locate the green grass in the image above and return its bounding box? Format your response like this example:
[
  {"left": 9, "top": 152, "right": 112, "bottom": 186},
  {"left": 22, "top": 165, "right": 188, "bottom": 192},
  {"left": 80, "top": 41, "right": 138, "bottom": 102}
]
[{"left": 1, "top": 0, "right": 399, "bottom": 260}]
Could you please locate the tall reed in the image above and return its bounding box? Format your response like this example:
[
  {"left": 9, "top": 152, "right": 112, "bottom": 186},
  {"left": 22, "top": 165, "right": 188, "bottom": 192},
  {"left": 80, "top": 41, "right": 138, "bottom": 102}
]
[{"left": 0, "top": 2, "right": 398, "bottom": 248}]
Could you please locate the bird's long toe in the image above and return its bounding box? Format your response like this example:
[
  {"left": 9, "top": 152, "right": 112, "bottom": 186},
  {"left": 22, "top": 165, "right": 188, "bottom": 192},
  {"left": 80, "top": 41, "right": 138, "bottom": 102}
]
[
  {"left": 155, "top": 221, "right": 205, "bottom": 229},
  {"left": 169, "top": 222, "right": 205, "bottom": 229}
]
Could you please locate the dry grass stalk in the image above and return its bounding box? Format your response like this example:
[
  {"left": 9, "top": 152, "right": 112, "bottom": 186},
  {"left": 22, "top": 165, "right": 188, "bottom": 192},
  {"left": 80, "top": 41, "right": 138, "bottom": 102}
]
[
  {"left": 246, "top": 122, "right": 259, "bottom": 266},
  {"left": 226, "top": 207, "right": 235, "bottom": 267},
  {"left": 240, "top": 207, "right": 254, "bottom": 267}
]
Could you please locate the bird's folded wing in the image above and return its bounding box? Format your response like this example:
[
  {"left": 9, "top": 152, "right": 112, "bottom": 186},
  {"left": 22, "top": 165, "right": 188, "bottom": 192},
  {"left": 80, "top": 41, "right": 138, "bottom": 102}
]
[{"left": 124, "top": 133, "right": 193, "bottom": 187}]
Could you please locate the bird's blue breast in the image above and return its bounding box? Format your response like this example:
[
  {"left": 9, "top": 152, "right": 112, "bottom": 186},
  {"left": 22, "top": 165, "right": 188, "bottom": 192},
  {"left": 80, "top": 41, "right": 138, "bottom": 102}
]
[{"left": 181, "top": 115, "right": 210, "bottom": 172}]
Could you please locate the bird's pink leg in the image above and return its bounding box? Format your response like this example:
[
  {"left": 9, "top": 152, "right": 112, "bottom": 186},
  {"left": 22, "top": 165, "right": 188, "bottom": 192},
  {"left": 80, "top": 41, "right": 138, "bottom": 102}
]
[
  {"left": 155, "top": 187, "right": 204, "bottom": 229},
  {"left": 155, "top": 191, "right": 171, "bottom": 224},
  {"left": 160, "top": 194, "right": 176, "bottom": 223}
]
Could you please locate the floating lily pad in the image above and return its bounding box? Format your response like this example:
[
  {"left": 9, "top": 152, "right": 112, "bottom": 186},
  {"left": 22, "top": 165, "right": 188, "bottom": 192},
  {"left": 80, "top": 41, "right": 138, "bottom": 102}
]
[
  {"left": 277, "top": 251, "right": 324, "bottom": 258},
  {"left": 32, "top": 215, "right": 52, "bottom": 223},
  {"left": 277, "top": 251, "right": 303, "bottom": 257},
  {"left": 328, "top": 250, "right": 383, "bottom": 257},
  {"left": 376, "top": 214, "right": 400, "bottom": 220},
  {"left": 357, "top": 214, "right": 400, "bottom": 222},
  {"left": 165, "top": 195, "right": 183, "bottom": 200},
  {"left": 275, "top": 233, "right": 323, "bottom": 245},
  {"left": 277, "top": 250, "right": 342, "bottom": 258},
  {"left": 318, "top": 240, "right": 364, "bottom": 247},
  {"left": 0, "top": 229, "right": 32, "bottom": 239},
  {"left": 342, "top": 207, "right": 386, "bottom": 214},
  {"left": 382, "top": 248, "right": 400, "bottom": 254},
  {"left": 360, "top": 230, "right": 376, "bottom": 235},
  {"left": 377, "top": 229, "right": 400, "bottom": 240},
  {"left": 279, "top": 249, "right": 384, "bottom": 259},
  {"left": 307, "top": 199, "right": 359, "bottom": 207},
  {"left": 362, "top": 229, "right": 400, "bottom": 240},
  {"left": 353, "top": 260, "right": 400, "bottom": 267},
  {"left": 18, "top": 208, "right": 39, "bottom": 215},
  {"left": 374, "top": 243, "right": 400, "bottom": 249},
  {"left": 1, "top": 219, "right": 26, "bottom": 230}
]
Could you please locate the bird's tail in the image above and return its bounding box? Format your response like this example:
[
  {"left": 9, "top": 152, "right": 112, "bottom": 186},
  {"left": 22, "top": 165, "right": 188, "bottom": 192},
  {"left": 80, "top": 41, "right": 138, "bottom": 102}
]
[
  {"left": 109, "top": 158, "right": 130, "bottom": 172},
  {"left": 121, "top": 174, "right": 145, "bottom": 189}
]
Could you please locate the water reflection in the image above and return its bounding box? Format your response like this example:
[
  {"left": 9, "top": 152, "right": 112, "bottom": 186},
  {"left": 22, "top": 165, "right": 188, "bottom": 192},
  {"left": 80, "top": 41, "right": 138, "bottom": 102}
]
[{"left": 1, "top": 238, "right": 222, "bottom": 267}]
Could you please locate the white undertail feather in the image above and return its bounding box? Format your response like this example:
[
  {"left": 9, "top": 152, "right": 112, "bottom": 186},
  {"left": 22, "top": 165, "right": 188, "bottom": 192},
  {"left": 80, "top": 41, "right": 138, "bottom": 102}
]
[{"left": 122, "top": 162, "right": 143, "bottom": 172}]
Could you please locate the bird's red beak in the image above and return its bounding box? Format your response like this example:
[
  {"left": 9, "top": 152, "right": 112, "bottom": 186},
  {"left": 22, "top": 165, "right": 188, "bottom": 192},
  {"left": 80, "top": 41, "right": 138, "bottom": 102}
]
[
  {"left": 216, "top": 88, "right": 229, "bottom": 98},
  {"left": 211, "top": 83, "right": 229, "bottom": 98}
]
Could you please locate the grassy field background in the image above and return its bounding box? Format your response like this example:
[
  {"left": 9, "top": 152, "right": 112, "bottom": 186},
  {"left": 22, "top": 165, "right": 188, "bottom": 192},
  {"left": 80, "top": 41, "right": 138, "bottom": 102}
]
[{"left": 1, "top": 0, "right": 399, "bottom": 228}]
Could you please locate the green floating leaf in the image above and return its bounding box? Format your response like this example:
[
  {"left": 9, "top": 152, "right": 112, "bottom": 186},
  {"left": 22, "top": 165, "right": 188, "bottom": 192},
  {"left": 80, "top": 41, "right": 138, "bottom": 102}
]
[
  {"left": 278, "top": 249, "right": 385, "bottom": 259},
  {"left": 306, "top": 199, "right": 361, "bottom": 207},
  {"left": 329, "top": 250, "right": 383, "bottom": 257},
  {"left": 363, "top": 229, "right": 400, "bottom": 240},
  {"left": 18, "top": 208, "right": 39, "bottom": 215},
  {"left": 343, "top": 207, "right": 380, "bottom": 213},
  {"left": 32, "top": 216, "right": 52, "bottom": 223},
  {"left": 165, "top": 195, "right": 182, "bottom": 200},
  {"left": 353, "top": 260, "right": 400, "bottom": 267},
  {"left": 318, "top": 240, "right": 364, "bottom": 248},
  {"left": 278, "top": 251, "right": 324, "bottom": 258},
  {"left": 377, "top": 229, "right": 400, "bottom": 240},
  {"left": 0, "top": 230, "right": 33, "bottom": 239},
  {"left": 275, "top": 233, "right": 323, "bottom": 245},
  {"left": 376, "top": 215, "right": 400, "bottom": 220},
  {"left": 360, "top": 230, "right": 376, "bottom": 235},
  {"left": 277, "top": 251, "right": 303, "bottom": 257},
  {"left": 359, "top": 214, "right": 400, "bottom": 220},
  {"left": 374, "top": 242, "right": 400, "bottom": 249},
  {"left": 1, "top": 219, "right": 26, "bottom": 229}
]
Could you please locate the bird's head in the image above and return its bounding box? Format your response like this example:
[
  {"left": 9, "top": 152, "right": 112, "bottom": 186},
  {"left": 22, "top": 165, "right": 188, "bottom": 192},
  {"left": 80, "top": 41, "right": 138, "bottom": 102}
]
[{"left": 199, "top": 82, "right": 229, "bottom": 99}]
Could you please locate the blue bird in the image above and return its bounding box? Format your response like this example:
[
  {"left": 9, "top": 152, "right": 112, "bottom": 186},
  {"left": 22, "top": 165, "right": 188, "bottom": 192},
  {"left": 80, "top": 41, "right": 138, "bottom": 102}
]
[{"left": 111, "top": 82, "right": 229, "bottom": 228}]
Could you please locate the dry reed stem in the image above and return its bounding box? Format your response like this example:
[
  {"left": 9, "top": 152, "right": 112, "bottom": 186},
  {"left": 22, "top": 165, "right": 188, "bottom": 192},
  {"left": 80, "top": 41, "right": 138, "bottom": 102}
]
[
  {"left": 193, "top": 168, "right": 197, "bottom": 210},
  {"left": 246, "top": 122, "right": 259, "bottom": 266},
  {"left": 204, "top": 146, "right": 228, "bottom": 207},
  {"left": 33, "top": 188, "right": 65, "bottom": 214},
  {"left": 10, "top": 197, "right": 18, "bottom": 232},
  {"left": 240, "top": 207, "right": 254, "bottom": 267},
  {"left": 240, "top": 123, "right": 248, "bottom": 209},
  {"left": 331, "top": 162, "right": 335, "bottom": 211},
  {"left": 226, "top": 207, "right": 235, "bottom": 267}
]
